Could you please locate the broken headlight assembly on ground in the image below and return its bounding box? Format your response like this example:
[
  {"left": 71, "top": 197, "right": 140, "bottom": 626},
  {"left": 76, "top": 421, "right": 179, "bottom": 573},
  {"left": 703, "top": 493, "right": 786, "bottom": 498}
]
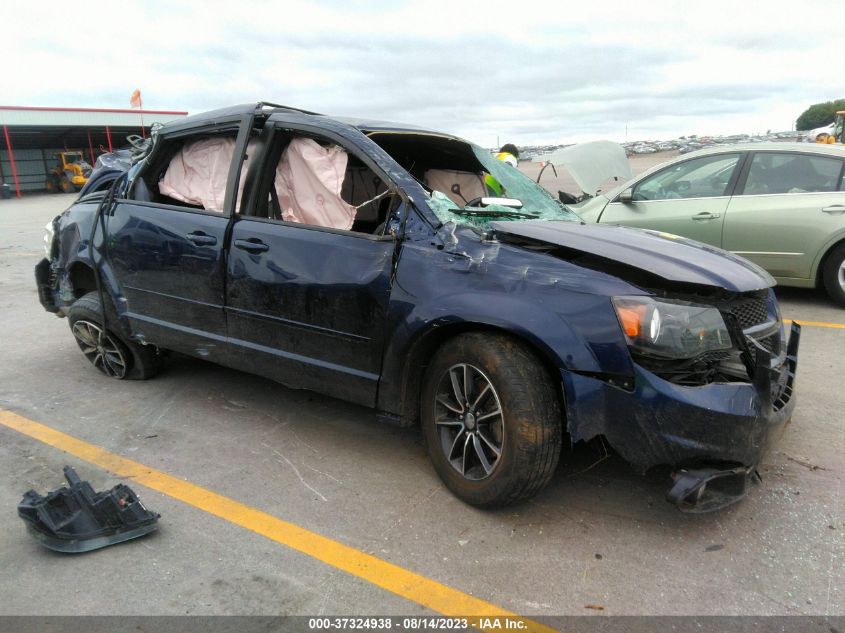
[{"left": 17, "top": 466, "right": 160, "bottom": 553}]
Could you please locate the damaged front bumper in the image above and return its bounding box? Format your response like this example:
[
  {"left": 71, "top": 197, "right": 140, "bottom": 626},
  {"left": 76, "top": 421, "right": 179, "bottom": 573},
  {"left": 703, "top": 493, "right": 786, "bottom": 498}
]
[
  {"left": 666, "top": 464, "right": 756, "bottom": 513},
  {"left": 563, "top": 322, "right": 801, "bottom": 512}
]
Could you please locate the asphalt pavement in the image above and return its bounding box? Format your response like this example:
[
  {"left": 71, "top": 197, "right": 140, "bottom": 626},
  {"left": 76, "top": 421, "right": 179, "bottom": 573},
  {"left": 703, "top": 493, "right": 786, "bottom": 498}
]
[{"left": 0, "top": 192, "right": 842, "bottom": 621}]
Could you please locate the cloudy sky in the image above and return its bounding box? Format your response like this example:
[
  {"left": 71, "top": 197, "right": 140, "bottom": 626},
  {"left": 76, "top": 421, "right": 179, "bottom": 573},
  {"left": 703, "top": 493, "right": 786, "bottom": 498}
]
[{"left": 2, "top": 0, "right": 841, "bottom": 146}]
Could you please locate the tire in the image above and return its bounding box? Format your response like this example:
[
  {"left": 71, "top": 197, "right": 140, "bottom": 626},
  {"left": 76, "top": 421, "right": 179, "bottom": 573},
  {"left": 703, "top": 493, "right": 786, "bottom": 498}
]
[
  {"left": 822, "top": 244, "right": 845, "bottom": 307},
  {"left": 60, "top": 178, "right": 74, "bottom": 194},
  {"left": 67, "top": 291, "right": 160, "bottom": 380},
  {"left": 45, "top": 178, "right": 57, "bottom": 193},
  {"left": 421, "top": 332, "right": 562, "bottom": 507}
]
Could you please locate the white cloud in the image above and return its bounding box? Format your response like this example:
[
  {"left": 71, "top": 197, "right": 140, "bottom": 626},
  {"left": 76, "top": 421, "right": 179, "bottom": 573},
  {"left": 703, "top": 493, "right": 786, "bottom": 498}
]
[{"left": 1, "top": 0, "right": 842, "bottom": 144}]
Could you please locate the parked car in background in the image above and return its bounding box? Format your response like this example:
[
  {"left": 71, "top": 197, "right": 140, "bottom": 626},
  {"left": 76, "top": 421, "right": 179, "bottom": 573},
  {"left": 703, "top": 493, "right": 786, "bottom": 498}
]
[
  {"left": 805, "top": 122, "right": 835, "bottom": 143},
  {"left": 36, "top": 103, "right": 799, "bottom": 511},
  {"left": 574, "top": 143, "right": 845, "bottom": 306}
]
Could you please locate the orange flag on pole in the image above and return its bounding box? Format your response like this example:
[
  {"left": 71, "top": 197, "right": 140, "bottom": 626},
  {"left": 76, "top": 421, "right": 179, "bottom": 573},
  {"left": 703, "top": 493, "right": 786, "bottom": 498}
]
[{"left": 130, "top": 89, "right": 145, "bottom": 138}]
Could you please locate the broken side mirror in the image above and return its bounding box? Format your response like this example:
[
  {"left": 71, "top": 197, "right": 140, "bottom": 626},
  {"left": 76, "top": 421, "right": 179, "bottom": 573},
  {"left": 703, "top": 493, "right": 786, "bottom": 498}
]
[{"left": 618, "top": 188, "right": 634, "bottom": 203}]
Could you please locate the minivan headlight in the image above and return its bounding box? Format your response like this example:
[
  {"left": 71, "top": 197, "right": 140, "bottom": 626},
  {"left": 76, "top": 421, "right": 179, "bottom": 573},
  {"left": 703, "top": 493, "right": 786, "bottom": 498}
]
[
  {"left": 612, "top": 296, "right": 732, "bottom": 359},
  {"left": 43, "top": 219, "right": 55, "bottom": 257}
]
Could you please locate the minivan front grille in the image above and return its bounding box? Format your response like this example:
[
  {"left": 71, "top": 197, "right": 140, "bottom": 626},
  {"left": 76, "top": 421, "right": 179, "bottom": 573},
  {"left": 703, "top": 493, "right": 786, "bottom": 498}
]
[{"left": 726, "top": 294, "right": 768, "bottom": 329}]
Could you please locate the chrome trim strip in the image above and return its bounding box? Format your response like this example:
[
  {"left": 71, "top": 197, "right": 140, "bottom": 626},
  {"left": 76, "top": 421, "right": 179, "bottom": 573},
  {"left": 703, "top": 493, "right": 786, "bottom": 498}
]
[
  {"left": 731, "top": 251, "right": 803, "bottom": 257},
  {"left": 606, "top": 196, "right": 729, "bottom": 205},
  {"left": 733, "top": 190, "right": 845, "bottom": 198}
]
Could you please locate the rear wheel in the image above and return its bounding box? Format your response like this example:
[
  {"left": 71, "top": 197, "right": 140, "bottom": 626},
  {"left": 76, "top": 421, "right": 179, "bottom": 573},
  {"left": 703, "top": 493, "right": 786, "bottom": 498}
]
[
  {"left": 60, "top": 178, "right": 74, "bottom": 193},
  {"left": 822, "top": 244, "right": 845, "bottom": 307},
  {"left": 421, "top": 332, "right": 562, "bottom": 507},
  {"left": 68, "top": 292, "right": 159, "bottom": 380},
  {"left": 45, "top": 177, "right": 58, "bottom": 193}
]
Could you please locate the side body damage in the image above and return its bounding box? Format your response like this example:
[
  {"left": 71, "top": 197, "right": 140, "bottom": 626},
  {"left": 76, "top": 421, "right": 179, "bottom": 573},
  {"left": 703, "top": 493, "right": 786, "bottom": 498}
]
[{"left": 36, "top": 103, "right": 800, "bottom": 511}]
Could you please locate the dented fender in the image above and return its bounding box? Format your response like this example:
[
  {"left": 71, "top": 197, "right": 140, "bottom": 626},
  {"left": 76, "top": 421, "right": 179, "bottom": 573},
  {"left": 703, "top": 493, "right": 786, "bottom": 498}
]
[
  {"left": 376, "top": 228, "right": 641, "bottom": 417},
  {"left": 42, "top": 201, "right": 131, "bottom": 329}
]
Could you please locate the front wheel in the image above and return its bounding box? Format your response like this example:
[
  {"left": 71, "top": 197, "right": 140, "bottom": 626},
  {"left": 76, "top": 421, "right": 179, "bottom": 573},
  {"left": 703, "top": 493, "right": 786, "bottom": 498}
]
[
  {"left": 67, "top": 292, "right": 160, "bottom": 380},
  {"left": 823, "top": 244, "right": 845, "bottom": 307},
  {"left": 421, "top": 332, "right": 562, "bottom": 507}
]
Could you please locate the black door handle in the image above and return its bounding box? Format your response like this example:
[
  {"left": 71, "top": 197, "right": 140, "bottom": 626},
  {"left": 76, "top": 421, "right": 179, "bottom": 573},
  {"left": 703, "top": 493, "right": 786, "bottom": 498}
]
[
  {"left": 186, "top": 232, "right": 217, "bottom": 246},
  {"left": 234, "top": 238, "right": 269, "bottom": 253}
]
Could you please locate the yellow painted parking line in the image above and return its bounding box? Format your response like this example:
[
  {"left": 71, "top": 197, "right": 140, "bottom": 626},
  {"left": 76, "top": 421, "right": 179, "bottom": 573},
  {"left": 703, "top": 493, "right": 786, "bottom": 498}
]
[
  {"left": 785, "top": 319, "right": 845, "bottom": 330},
  {"left": 0, "top": 409, "right": 555, "bottom": 633}
]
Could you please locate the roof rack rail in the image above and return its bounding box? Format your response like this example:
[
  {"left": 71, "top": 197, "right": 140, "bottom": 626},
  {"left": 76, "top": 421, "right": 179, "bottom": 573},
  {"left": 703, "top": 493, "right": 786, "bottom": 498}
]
[{"left": 255, "top": 101, "right": 322, "bottom": 116}]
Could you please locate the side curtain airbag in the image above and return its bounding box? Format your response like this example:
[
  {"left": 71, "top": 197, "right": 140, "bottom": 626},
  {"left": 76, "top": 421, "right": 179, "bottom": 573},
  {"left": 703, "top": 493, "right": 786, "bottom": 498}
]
[
  {"left": 159, "top": 137, "right": 234, "bottom": 212},
  {"left": 275, "top": 137, "right": 356, "bottom": 230},
  {"left": 159, "top": 137, "right": 255, "bottom": 213}
]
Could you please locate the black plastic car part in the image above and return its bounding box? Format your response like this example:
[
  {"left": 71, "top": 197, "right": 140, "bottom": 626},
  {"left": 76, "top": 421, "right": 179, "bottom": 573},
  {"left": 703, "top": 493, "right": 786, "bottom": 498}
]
[
  {"left": 666, "top": 465, "right": 755, "bottom": 513},
  {"left": 17, "top": 466, "right": 159, "bottom": 553}
]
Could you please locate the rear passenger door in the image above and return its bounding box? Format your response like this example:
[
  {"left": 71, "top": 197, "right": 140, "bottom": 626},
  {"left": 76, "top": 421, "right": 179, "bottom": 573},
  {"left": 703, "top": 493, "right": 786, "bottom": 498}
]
[
  {"left": 224, "top": 123, "right": 402, "bottom": 407},
  {"left": 107, "top": 118, "right": 252, "bottom": 359},
  {"left": 723, "top": 151, "right": 845, "bottom": 280}
]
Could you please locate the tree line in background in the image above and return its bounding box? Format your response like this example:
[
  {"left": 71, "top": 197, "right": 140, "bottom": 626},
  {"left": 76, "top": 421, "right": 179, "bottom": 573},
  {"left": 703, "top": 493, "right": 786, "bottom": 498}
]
[{"left": 796, "top": 99, "right": 845, "bottom": 131}]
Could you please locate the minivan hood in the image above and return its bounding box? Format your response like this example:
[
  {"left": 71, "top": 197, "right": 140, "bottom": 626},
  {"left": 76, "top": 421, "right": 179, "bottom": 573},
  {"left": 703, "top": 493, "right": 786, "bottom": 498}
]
[{"left": 490, "top": 221, "right": 774, "bottom": 293}]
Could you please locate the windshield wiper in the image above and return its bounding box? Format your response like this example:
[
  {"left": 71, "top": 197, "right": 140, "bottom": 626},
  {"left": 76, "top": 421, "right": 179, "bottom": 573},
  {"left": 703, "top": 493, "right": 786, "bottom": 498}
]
[{"left": 454, "top": 209, "right": 539, "bottom": 220}]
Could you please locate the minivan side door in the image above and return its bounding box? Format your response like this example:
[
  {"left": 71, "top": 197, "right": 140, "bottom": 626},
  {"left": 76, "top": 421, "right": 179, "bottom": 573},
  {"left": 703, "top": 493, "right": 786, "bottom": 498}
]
[
  {"left": 599, "top": 152, "right": 743, "bottom": 247},
  {"left": 106, "top": 119, "right": 252, "bottom": 360},
  {"left": 224, "top": 123, "right": 400, "bottom": 407},
  {"left": 722, "top": 150, "right": 845, "bottom": 281}
]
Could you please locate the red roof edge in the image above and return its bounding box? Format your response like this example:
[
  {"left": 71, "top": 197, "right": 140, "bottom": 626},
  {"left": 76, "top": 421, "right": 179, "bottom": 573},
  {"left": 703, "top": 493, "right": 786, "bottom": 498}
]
[{"left": 0, "top": 105, "right": 189, "bottom": 115}]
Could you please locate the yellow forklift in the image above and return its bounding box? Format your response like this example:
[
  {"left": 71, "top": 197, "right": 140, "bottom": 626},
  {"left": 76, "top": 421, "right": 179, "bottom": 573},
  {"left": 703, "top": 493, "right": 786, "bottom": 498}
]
[{"left": 46, "top": 151, "right": 92, "bottom": 193}]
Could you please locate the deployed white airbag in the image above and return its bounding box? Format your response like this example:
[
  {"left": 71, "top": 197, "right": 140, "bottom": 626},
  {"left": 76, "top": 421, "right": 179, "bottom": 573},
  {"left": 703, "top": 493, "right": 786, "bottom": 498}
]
[
  {"left": 159, "top": 135, "right": 356, "bottom": 230},
  {"left": 424, "top": 169, "right": 486, "bottom": 207},
  {"left": 275, "top": 137, "right": 356, "bottom": 230},
  {"left": 159, "top": 137, "right": 240, "bottom": 212}
]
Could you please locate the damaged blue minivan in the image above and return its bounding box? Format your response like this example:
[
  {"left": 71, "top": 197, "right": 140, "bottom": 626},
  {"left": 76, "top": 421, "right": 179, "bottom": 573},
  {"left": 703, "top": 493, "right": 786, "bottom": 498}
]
[{"left": 36, "top": 102, "right": 800, "bottom": 511}]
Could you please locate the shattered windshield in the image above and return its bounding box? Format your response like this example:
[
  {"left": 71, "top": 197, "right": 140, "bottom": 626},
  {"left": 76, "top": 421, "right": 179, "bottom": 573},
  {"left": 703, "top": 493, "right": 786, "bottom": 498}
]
[{"left": 426, "top": 145, "right": 579, "bottom": 229}]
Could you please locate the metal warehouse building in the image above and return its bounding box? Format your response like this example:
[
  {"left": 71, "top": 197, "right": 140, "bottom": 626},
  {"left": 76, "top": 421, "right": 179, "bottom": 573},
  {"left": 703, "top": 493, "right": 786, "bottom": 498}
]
[{"left": 0, "top": 106, "right": 188, "bottom": 197}]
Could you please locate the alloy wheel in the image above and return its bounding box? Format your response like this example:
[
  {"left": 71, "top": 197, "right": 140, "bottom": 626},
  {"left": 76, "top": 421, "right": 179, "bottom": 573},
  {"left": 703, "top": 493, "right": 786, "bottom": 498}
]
[
  {"left": 839, "top": 260, "right": 845, "bottom": 292},
  {"left": 71, "top": 320, "right": 128, "bottom": 378},
  {"left": 433, "top": 363, "right": 504, "bottom": 480}
]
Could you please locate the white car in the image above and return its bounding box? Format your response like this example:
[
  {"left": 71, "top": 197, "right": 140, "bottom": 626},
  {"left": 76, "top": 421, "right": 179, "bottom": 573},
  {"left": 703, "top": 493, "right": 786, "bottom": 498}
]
[{"left": 805, "top": 122, "right": 834, "bottom": 142}]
